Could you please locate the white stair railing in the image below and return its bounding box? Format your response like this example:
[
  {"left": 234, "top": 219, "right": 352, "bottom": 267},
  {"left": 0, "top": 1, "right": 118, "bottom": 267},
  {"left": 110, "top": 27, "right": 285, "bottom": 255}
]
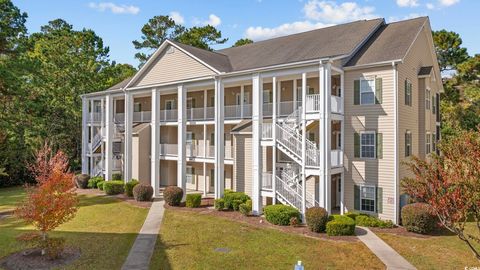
[
  {"left": 91, "top": 131, "right": 103, "bottom": 152},
  {"left": 275, "top": 174, "right": 303, "bottom": 210}
]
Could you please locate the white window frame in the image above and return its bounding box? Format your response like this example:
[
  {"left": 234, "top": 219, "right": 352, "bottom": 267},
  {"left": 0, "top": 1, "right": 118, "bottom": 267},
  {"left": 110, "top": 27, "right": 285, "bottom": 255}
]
[
  {"left": 426, "top": 132, "right": 431, "bottom": 154},
  {"left": 133, "top": 102, "right": 142, "bottom": 112},
  {"left": 360, "top": 77, "right": 376, "bottom": 105},
  {"left": 360, "top": 185, "right": 376, "bottom": 213},
  {"left": 360, "top": 131, "right": 376, "bottom": 159},
  {"left": 425, "top": 89, "right": 431, "bottom": 110},
  {"left": 165, "top": 99, "right": 175, "bottom": 110}
]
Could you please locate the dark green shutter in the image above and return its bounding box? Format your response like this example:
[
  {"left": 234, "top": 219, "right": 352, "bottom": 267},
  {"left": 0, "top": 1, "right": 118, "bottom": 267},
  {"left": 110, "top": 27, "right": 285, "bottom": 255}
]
[
  {"left": 354, "top": 185, "right": 360, "bottom": 210},
  {"left": 376, "top": 133, "right": 383, "bottom": 159},
  {"left": 404, "top": 80, "right": 408, "bottom": 105},
  {"left": 405, "top": 132, "right": 408, "bottom": 157},
  {"left": 376, "top": 187, "right": 383, "bottom": 213},
  {"left": 354, "top": 80, "right": 360, "bottom": 105},
  {"left": 375, "top": 78, "right": 383, "bottom": 104},
  {"left": 354, "top": 133, "right": 360, "bottom": 158}
]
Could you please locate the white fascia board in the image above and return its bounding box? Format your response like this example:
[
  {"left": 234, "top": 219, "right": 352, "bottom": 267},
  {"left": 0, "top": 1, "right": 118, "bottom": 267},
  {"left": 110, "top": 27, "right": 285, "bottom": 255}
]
[{"left": 343, "top": 59, "right": 403, "bottom": 70}]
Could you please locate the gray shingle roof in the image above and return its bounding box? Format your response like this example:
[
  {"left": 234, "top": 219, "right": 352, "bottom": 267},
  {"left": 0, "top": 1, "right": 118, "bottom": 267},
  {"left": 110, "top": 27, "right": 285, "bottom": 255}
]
[
  {"left": 418, "top": 66, "right": 433, "bottom": 76},
  {"left": 346, "top": 17, "right": 427, "bottom": 66},
  {"left": 107, "top": 76, "right": 132, "bottom": 90},
  {"left": 170, "top": 41, "right": 233, "bottom": 72}
]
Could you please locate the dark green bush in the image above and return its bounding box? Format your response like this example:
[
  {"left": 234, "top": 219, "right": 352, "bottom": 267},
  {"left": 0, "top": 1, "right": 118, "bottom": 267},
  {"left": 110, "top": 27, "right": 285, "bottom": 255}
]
[
  {"left": 133, "top": 184, "right": 153, "bottom": 201},
  {"left": 232, "top": 199, "right": 243, "bottom": 211},
  {"left": 112, "top": 173, "right": 122, "bottom": 180},
  {"left": 164, "top": 186, "right": 183, "bottom": 206},
  {"left": 305, "top": 207, "right": 329, "bottom": 233},
  {"left": 239, "top": 199, "right": 252, "bottom": 216},
  {"left": 186, "top": 194, "right": 202, "bottom": 208},
  {"left": 326, "top": 215, "right": 356, "bottom": 236},
  {"left": 214, "top": 198, "right": 225, "bottom": 210},
  {"left": 224, "top": 189, "right": 234, "bottom": 194},
  {"left": 264, "top": 205, "right": 301, "bottom": 226},
  {"left": 401, "top": 203, "right": 436, "bottom": 234},
  {"left": 97, "top": 180, "right": 105, "bottom": 190},
  {"left": 345, "top": 212, "right": 360, "bottom": 220},
  {"left": 74, "top": 174, "right": 90, "bottom": 189},
  {"left": 125, "top": 179, "right": 139, "bottom": 197},
  {"left": 224, "top": 192, "right": 250, "bottom": 210},
  {"left": 88, "top": 176, "right": 104, "bottom": 189},
  {"left": 355, "top": 214, "right": 394, "bottom": 228},
  {"left": 103, "top": 181, "right": 125, "bottom": 195}
]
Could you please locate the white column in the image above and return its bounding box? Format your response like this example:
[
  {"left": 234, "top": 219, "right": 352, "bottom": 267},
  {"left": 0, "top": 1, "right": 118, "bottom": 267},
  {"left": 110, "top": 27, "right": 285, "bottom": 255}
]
[
  {"left": 301, "top": 73, "right": 307, "bottom": 218},
  {"left": 105, "top": 95, "right": 114, "bottom": 181},
  {"left": 151, "top": 89, "right": 160, "bottom": 197},
  {"left": 90, "top": 99, "right": 94, "bottom": 175},
  {"left": 272, "top": 77, "right": 277, "bottom": 204},
  {"left": 214, "top": 78, "right": 225, "bottom": 199},
  {"left": 293, "top": 79, "right": 297, "bottom": 111},
  {"left": 81, "top": 97, "right": 89, "bottom": 174},
  {"left": 203, "top": 162, "right": 207, "bottom": 196},
  {"left": 340, "top": 172, "right": 345, "bottom": 214},
  {"left": 177, "top": 84, "right": 187, "bottom": 200},
  {"left": 319, "top": 62, "right": 332, "bottom": 212},
  {"left": 252, "top": 73, "right": 263, "bottom": 215},
  {"left": 240, "top": 85, "right": 245, "bottom": 118},
  {"left": 124, "top": 93, "right": 133, "bottom": 183}
]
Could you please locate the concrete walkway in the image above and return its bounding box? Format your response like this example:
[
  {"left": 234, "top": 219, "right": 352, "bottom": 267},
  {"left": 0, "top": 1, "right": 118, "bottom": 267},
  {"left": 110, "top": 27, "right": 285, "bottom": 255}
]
[
  {"left": 121, "top": 199, "right": 165, "bottom": 270},
  {"left": 356, "top": 227, "right": 416, "bottom": 270}
]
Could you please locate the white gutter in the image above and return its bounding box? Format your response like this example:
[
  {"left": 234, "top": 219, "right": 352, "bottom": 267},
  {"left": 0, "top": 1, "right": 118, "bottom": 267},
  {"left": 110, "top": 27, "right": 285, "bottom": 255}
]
[
  {"left": 392, "top": 61, "right": 399, "bottom": 224},
  {"left": 344, "top": 59, "right": 403, "bottom": 70}
]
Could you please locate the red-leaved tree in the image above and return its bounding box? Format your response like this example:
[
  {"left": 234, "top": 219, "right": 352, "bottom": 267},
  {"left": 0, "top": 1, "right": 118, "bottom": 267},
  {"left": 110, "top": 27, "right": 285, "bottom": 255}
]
[
  {"left": 16, "top": 143, "right": 78, "bottom": 256},
  {"left": 402, "top": 129, "right": 480, "bottom": 260}
]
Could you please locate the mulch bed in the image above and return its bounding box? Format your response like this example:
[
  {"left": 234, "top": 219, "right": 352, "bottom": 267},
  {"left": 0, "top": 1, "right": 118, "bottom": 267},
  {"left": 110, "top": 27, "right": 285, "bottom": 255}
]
[
  {"left": 0, "top": 247, "right": 81, "bottom": 270},
  {"left": 370, "top": 225, "right": 453, "bottom": 239},
  {"left": 164, "top": 199, "right": 358, "bottom": 242},
  {"left": 75, "top": 188, "right": 153, "bottom": 208}
]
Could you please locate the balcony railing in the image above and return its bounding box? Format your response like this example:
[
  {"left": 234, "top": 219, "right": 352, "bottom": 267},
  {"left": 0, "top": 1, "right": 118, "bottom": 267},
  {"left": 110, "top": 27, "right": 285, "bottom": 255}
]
[
  {"left": 262, "top": 122, "right": 273, "bottom": 139},
  {"left": 160, "top": 109, "right": 177, "bottom": 122},
  {"left": 160, "top": 143, "right": 232, "bottom": 159},
  {"left": 331, "top": 95, "right": 343, "bottom": 114},
  {"left": 262, "top": 172, "right": 273, "bottom": 190},
  {"left": 160, "top": 144, "right": 177, "bottom": 156},
  {"left": 306, "top": 94, "right": 321, "bottom": 112},
  {"left": 331, "top": 149, "right": 343, "bottom": 168},
  {"left": 113, "top": 111, "right": 151, "bottom": 123}
]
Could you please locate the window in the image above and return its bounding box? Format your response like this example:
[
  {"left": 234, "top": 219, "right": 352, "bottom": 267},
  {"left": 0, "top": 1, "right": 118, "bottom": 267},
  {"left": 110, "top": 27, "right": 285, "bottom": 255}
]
[
  {"left": 186, "top": 98, "right": 195, "bottom": 109},
  {"left": 263, "top": 89, "right": 272, "bottom": 103},
  {"left": 360, "top": 186, "right": 376, "bottom": 212},
  {"left": 186, "top": 132, "right": 195, "bottom": 144},
  {"left": 425, "top": 89, "right": 431, "bottom": 110},
  {"left": 360, "top": 78, "right": 376, "bottom": 105},
  {"left": 235, "top": 93, "right": 241, "bottom": 105},
  {"left": 405, "top": 79, "right": 412, "bottom": 106},
  {"left": 165, "top": 100, "right": 175, "bottom": 110},
  {"left": 134, "top": 102, "right": 142, "bottom": 112},
  {"left": 426, "top": 132, "right": 431, "bottom": 154},
  {"left": 186, "top": 166, "right": 195, "bottom": 184},
  {"left": 405, "top": 131, "right": 412, "bottom": 157},
  {"left": 360, "top": 132, "right": 376, "bottom": 158},
  {"left": 432, "top": 95, "right": 436, "bottom": 114}
]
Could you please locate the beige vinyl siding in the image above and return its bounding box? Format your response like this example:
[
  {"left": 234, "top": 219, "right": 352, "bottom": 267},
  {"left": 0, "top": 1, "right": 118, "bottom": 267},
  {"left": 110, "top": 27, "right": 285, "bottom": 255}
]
[
  {"left": 132, "top": 45, "right": 215, "bottom": 87},
  {"left": 397, "top": 24, "right": 441, "bottom": 183},
  {"left": 132, "top": 124, "right": 151, "bottom": 184},
  {"left": 344, "top": 65, "right": 395, "bottom": 221},
  {"left": 233, "top": 133, "right": 253, "bottom": 197},
  {"left": 160, "top": 160, "right": 177, "bottom": 186}
]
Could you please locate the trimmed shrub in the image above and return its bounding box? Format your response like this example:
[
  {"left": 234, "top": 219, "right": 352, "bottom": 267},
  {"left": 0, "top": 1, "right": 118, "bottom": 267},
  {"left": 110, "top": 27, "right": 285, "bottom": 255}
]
[
  {"left": 214, "top": 198, "right": 225, "bottom": 210},
  {"left": 305, "top": 207, "right": 329, "bottom": 233},
  {"left": 264, "top": 205, "right": 301, "bottom": 226},
  {"left": 164, "top": 186, "right": 183, "bottom": 206},
  {"left": 224, "top": 192, "right": 250, "bottom": 210},
  {"left": 345, "top": 212, "right": 360, "bottom": 220},
  {"left": 125, "top": 180, "right": 139, "bottom": 197},
  {"left": 232, "top": 199, "right": 243, "bottom": 211},
  {"left": 74, "top": 174, "right": 90, "bottom": 189},
  {"left": 97, "top": 180, "right": 105, "bottom": 190},
  {"left": 104, "top": 181, "right": 125, "bottom": 195},
  {"left": 401, "top": 203, "right": 436, "bottom": 234},
  {"left": 88, "top": 176, "right": 104, "bottom": 189},
  {"left": 326, "top": 215, "right": 356, "bottom": 236},
  {"left": 112, "top": 173, "right": 122, "bottom": 180},
  {"left": 239, "top": 199, "right": 252, "bottom": 216},
  {"left": 224, "top": 189, "right": 234, "bottom": 194},
  {"left": 133, "top": 184, "right": 153, "bottom": 201},
  {"left": 355, "top": 214, "right": 394, "bottom": 228},
  {"left": 186, "top": 194, "right": 202, "bottom": 208}
]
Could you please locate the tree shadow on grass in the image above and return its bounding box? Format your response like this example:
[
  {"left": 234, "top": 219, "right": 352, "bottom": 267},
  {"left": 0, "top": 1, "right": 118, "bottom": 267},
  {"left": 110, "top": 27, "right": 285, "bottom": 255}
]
[{"left": 0, "top": 223, "right": 171, "bottom": 270}]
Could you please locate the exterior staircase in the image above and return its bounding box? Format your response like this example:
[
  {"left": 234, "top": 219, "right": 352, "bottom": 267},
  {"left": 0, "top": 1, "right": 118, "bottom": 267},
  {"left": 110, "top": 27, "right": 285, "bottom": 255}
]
[{"left": 90, "top": 130, "right": 103, "bottom": 153}]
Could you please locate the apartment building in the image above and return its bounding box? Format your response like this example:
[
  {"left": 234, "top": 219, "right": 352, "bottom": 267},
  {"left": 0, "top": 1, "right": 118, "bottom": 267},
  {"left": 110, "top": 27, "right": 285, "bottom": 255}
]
[{"left": 81, "top": 17, "right": 442, "bottom": 223}]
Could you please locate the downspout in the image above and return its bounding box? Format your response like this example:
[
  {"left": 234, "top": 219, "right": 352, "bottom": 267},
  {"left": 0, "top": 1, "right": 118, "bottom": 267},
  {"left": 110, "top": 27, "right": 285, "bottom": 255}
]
[{"left": 392, "top": 61, "right": 399, "bottom": 224}]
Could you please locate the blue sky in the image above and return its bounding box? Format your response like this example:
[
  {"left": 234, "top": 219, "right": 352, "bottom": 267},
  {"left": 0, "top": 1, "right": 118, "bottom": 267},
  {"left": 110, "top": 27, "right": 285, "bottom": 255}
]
[{"left": 13, "top": 0, "right": 479, "bottom": 67}]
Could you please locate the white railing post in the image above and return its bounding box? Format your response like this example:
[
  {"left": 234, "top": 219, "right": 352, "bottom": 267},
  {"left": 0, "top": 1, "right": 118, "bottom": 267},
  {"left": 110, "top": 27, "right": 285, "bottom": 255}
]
[
  {"left": 240, "top": 85, "right": 244, "bottom": 118},
  {"left": 204, "top": 89, "right": 207, "bottom": 120}
]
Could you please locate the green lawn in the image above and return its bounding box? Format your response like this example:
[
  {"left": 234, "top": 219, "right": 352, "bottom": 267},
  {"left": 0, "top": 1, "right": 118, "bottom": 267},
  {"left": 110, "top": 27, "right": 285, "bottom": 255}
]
[
  {"left": 0, "top": 186, "right": 26, "bottom": 212},
  {"left": 150, "top": 210, "right": 385, "bottom": 270},
  {"left": 0, "top": 190, "right": 149, "bottom": 270},
  {"left": 377, "top": 224, "right": 480, "bottom": 269}
]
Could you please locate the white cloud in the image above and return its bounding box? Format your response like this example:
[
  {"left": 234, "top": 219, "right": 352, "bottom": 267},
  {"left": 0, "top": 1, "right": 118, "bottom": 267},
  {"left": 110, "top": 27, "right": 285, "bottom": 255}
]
[
  {"left": 169, "top": 11, "right": 184, "bottom": 24},
  {"left": 245, "top": 21, "right": 332, "bottom": 41},
  {"left": 303, "top": 0, "right": 377, "bottom": 23},
  {"left": 439, "top": 0, "right": 460, "bottom": 6},
  {"left": 88, "top": 2, "right": 139, "bottom": 15},
  {"left": 426, "top": 3, "right": 435, "bottom": 9},
  {"left": 387, "top": 13, "right": 425, "bottom": 23},
  {"left": 194, "top": 14, "right": 222, "bottom": 27},
  {"left": 396, "top": 0, "right": 419, "bottom": 7}
]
